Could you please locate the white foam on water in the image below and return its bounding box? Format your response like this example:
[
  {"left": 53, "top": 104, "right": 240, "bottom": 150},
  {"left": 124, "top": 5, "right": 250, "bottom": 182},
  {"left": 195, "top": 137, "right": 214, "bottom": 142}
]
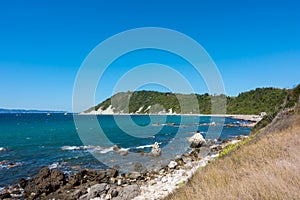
[
  {"left": 135, "top": 142, "right": 162, "bottom": 149},
  {"left": 61, "top": 145, "right": 116, "bottom": 154},
  {"left": 61, "top": 146, "right": 81, "bottom": 150},
  {"left": 119, "top": 148, "right": 130, "bottom": 152},
  {"left": 48, "top": 162, "right": 59, "bottom": 170},
  {"left": 97, "top": 146, "right": 114, "bottom": 154}
]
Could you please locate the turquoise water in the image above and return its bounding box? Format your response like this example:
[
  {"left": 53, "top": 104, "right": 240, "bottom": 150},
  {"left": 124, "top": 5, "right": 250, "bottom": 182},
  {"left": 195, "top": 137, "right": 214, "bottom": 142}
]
[{"left": 0, "top": 113, "right": 251, "bottom": 187}]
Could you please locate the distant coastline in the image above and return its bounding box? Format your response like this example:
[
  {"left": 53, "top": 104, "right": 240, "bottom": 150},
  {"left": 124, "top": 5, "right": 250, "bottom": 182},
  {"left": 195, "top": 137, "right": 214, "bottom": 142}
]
[
  {"left": 0, "top": 108, "right": 68, "bottom": 114},
  {"left": 79, "top": 112, "right": 262, "bottom": 123}
]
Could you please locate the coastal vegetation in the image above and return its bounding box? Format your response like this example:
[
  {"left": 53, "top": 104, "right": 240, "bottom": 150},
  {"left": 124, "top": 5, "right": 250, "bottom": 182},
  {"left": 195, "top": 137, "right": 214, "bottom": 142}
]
[
  {"left": 86, "top": 87, "right": 291, "bottom": 115},
  {"left": 166, "top": 85, "right": 300, "bottom": 200}
]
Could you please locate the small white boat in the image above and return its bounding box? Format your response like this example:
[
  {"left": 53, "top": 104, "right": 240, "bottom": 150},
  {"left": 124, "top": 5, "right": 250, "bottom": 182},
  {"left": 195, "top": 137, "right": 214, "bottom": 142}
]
[{"left": 47, "top": 113, "right": 51, "bottom": 116}]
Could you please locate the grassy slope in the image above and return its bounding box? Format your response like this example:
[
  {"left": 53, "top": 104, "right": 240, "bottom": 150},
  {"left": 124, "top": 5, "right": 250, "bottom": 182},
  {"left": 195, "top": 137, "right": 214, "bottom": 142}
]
[{"left": 167, "top": 106, "right": 300, "bottom": 199}]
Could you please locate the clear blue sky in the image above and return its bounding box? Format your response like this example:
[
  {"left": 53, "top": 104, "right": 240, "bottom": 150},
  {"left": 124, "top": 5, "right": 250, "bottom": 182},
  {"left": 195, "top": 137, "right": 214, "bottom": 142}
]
[{"left": 0, "top": 0, "right": 299, "bottom": 111}]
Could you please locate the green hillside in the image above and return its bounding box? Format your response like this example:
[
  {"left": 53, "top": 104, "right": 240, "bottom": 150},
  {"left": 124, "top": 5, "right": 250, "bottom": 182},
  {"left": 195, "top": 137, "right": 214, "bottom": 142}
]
[{"left": 85, "top": 86, "right": 297, "bottom": 115}]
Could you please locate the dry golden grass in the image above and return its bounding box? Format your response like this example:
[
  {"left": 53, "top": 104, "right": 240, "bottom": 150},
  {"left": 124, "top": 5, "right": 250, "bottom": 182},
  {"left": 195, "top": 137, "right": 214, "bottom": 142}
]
[{"left": 167, "top": 113, "right": 300, "bottom": 200}]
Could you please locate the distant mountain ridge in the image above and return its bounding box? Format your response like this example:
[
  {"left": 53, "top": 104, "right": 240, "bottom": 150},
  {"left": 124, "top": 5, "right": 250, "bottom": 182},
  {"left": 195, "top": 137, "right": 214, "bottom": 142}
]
[
  {"left": 0, "top": 108, "right": 66, "bottom": 114},
  {"left": 84, "top": 86, "right": 297, "bottom": 115}
]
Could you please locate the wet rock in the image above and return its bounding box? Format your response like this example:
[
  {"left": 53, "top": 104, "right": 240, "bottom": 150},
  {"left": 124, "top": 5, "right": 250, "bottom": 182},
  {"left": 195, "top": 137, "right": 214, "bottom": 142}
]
[
  {"left": 188, "top": 132, "right": 205, "bottom": 148},
  {"left": 50, "top": 169, "right": 66, "bottom": 190},
  {"left": 68, "top": 173, "right": 81, "bottom": 187},
  {"left": 113, "top": 145, "right": 120, "bottom": 151},
  {"left": 18, "top": 178, "right": 27, "bottom": 189},
  {"left": 150, "top": 142, "right": 161, "bottom": 156},
  {"left": 190, "top": 149, "right": 201, "bottom": 160},
  {"left": 120, "top": 150, "right": 129, "bottom": 156},
  {"left": 137, "top": 150, "right": 145, "bottom": 156},
  {"left": 24, "top": 167, "right": 66, "bottom": 196},
  {"left": 67, "top": 169, "right": 107, "bottom": 186},
  {"left": 175, "top": 157, "right": 184, "bottom": 166},
  {"left": 168, "top": 161, "right": 178, "bottom": 169},
  {"left": 68, "top": 169, "right": 90, "bottom": 186},
  {"left": 0, "top": 192, "right": 11, "bottom": 199}
]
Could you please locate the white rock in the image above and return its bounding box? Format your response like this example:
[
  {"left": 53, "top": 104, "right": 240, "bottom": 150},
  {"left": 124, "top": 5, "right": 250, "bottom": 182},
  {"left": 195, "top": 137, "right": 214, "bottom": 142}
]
[
  {"left": 161, "top": 177, "right": 168, "bottom": 183},
  {"left": 150, "top": 142, "right": 161, "bottom": 156},
  {"left": 188, "top": 132, "right": 205, "bottom": 148},
  {"left": 117, "top": 179, "right": 122, "bottom": 186},
  {"left": 168, "top": 161, "right": 178, "bottom": 169}
]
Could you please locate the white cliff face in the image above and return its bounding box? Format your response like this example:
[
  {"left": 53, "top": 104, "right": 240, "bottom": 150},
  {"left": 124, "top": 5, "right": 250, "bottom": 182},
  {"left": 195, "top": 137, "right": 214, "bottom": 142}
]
[
  {"left": 82, "top": 104, "right": 174, "bottom": 115},
  {"left": 81, "top": 105, "right": 115, "bottom": 115},
  {"left": 168, "top": 108, "right": 174, "bottom": 115},
  {"left": 82, "top": 103, "right": 181, "bottom": 115},
  {"left": 144, "top": 106, "right": 151, "bottom": 112},
  {"left": 136, "top": 106, "right": 144, "bottom": 113},
  {"left": 98, "top": 105, "right": 115, "bottom": 114}
]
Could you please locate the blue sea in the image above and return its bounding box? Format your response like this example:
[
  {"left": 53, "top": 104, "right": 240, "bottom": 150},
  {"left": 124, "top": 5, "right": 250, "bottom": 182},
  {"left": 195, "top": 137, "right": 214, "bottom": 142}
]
[{"left": 0, "top": 113, "right": 251, "bottom": 187}]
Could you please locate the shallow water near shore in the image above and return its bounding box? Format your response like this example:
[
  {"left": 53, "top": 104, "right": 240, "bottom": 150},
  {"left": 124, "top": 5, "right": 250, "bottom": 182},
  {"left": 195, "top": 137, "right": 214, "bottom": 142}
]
[{"left": 0, "top": 113, "right": 251, "bottom": 187}]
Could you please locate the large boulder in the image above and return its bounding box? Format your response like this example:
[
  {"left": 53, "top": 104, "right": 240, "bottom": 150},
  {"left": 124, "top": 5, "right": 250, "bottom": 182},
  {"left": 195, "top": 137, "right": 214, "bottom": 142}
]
[
  {"left": 188, "top": 132, "right": 205, "bottom": 148},
  {"left": 114, "top": 184, "right": 141, "bottom": 200},
  {"left": 86, "top": 183, "right": 108, "bottom": 199},
  {"left": 150, "top": 142, "right": 161, "bottom": 156},
  {"left": 24, "top": 167, "right": 66, "bottom": 196}
]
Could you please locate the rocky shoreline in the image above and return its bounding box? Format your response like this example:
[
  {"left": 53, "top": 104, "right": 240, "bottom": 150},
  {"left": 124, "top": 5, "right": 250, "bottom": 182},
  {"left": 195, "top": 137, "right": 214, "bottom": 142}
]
[{"left": 0, "top": 133, "right": 249, "bottom": 200}]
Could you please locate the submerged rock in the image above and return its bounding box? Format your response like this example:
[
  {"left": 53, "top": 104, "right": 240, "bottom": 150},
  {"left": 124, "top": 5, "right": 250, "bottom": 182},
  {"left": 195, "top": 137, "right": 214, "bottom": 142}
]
[
  {"left": 188, "top": 132, "right": 205, "bottom": 148},
  {"left": 150, "top": 142, "right": 161, "bottom": 156},
  {"left": 120, "top": 150, "right": 129, "bottom": 156},
  {"left": 133, "top": 162, "right": 147, "bottom": 174}
]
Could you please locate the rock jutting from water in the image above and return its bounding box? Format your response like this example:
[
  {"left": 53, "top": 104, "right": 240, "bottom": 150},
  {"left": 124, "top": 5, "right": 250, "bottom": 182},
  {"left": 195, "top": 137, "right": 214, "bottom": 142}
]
[
  {"left": 149, "top": 142, "right": 162, "bottom": 157},
  {"left": 188, "top": 131, "right": 206, "bottom": 148}
]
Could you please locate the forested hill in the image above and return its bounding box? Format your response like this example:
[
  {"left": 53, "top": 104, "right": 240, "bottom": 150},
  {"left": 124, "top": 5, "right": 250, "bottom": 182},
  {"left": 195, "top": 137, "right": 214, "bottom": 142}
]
[{"left": 84, "top": 86, "right": 299, "bottom": 115}]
